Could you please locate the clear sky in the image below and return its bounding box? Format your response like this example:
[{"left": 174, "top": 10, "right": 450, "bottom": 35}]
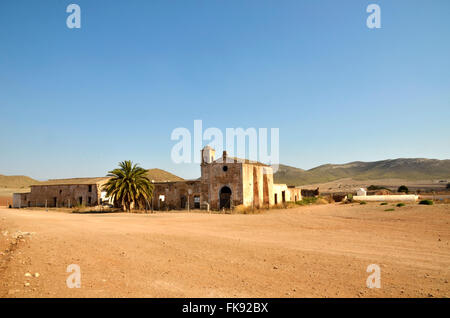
[{"left": 1, "top": 0, "right": 449, "bottom": 180}]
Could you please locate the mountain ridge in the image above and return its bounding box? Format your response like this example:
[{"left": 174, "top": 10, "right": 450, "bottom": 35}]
[{"left": 274, "top": 158, "right": 450, "bottom": 186}]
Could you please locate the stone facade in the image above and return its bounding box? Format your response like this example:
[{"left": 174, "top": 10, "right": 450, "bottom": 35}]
[
  {"left": 152, "top": 147, "right": 302, "bottom": 211},
  {"left": 13, "top": 177, "right": 109, "bottom": 208},
  {"left": 152, "top": 180, "right": 203, "bottom": 210}
]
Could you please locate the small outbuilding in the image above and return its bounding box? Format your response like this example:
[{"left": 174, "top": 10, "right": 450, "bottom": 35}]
[{"left": 356, "top": 188, "right": 367, "bottom": 196}]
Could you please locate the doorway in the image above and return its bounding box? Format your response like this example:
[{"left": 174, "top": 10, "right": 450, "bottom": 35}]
[
  {"left": 219, "top": 186, "right": 232, "bottom": 209},
  {"left": 180, "top": 195, "right": 187, "bottom": 209}
]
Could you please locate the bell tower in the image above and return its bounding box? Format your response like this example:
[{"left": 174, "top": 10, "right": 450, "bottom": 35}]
[{"left": 201, "top": 146, "right": 215, "bottom": 164}]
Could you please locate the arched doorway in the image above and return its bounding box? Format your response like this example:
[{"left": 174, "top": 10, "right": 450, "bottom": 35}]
[{"left": 219, "top": 186, "right": 232, "bottom": 209}]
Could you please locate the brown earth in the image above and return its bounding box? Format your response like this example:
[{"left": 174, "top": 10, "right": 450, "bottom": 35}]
[{"left": 0, "top": 203, "right": 449, "bottom": 298}]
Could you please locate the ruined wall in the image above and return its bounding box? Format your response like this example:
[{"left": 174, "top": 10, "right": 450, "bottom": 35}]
[
  {"left": 288, "top": 187, "right": 302, "bottom": 202},
  {"left": 263, "top": 167, "right": 275, "bottom": 206},
  {"left": 272, "top": 185, "right": 302, "bottom": 204},
  {"left": 12, "top": 193, "right": 27, "bottom": 208},
  {"left": 242, "top": 164, "right": 254, "bottom": 207},
  {"left": 242, "top": 164, "right": 274, "bottom": 208},
  {"left": 152, "top": 181, "right": 202, "bottom": 210},
  {"left": 18, "top": 183, "right": 103, "bottom": 208},
  {"left": 273, "top": 184, "right": 290, "bottom": 204}
]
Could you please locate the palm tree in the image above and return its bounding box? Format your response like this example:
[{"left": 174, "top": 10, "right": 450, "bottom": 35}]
[{"left": 102, "top": 160, "right": 154, "bottom": 212}]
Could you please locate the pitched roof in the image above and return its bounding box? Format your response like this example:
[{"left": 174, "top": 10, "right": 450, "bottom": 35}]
[
  {"left": 31, "top": 177, "right": 110, "bottom": 186},
  {"left": 146, "top": 168, "right": 184, "bottom": 182}
]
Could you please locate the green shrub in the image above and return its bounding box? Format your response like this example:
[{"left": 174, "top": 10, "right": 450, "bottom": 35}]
[
  {"left": 360, "top": 201, "right": 367, "bottom": 205},
  {"left": 368, "top": 185, "right": 388, "bottom": 191},
  {"left": 397, "top": 185, "right": 409, "bottom": 193},
  {"left": 384, "top": 208, "right": 395, "bottom": 212},
  {"left": 396, "top": 203, "right": 405, "bottom": 207},
  {"left": 295, "top": 197, "right": 318, "bottom": 205},
  {"left": 345, "top": 193, "right": 354, "bottom": 203},
  {"left": 419, "top": 199, "right": 433, "bottom": 205},
  {"left": 380, "top": 202, "right": 388, "bottom": 206}
]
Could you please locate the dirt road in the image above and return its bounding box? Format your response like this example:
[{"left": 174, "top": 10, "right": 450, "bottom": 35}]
[{"left": 1, "top": 203, "right": 449, "bottom": 298}]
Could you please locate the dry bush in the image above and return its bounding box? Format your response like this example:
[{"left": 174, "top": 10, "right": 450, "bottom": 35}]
[
  {"left": 72, "top": 206, "right": 120, "bottom": 214},
  {"left": 232, "top": 202, "right": 298, "bottom": 214},
  {"left": 297, "top": 196, "right": 329, "bottom": 205},
  {"left": 232, "top": 205, "right": 265, "bottom": 214},
  {"left": 315, "top": 197, "right": 330, "bottom": 205},
  {"left": 323, "top": 195, "right": 335, "bottom": 204}
]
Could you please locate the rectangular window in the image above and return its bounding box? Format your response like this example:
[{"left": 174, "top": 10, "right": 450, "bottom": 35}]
[{"left": 88, "top": 185, "right": 92, "bottom": 193}]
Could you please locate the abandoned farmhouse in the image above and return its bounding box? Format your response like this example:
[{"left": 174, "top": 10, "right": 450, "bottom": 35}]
[
  {"left": 13, "top": 147, "right": 302, "bottom": 210},
  {"left": 12, "top": 177, "right": 110, "bottom": 209}
]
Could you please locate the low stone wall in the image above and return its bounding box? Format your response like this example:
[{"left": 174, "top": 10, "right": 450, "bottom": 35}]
[{"left": 353, "top": 195, "right": 419, "bottom": 202}]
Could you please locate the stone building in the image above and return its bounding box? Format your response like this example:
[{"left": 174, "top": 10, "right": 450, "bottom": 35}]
[
  {"left": 152, "top": 147, "right": 302, "bottom": 210},
  {"left": 13, "top": 177, "right": 110, "bottom": 208},
  {"left": 13, "top": 147, "right": 302, "bottom": 211}
]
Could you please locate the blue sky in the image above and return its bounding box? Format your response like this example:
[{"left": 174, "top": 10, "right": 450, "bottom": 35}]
[{"left": 0, "top": 0, "right": 449, "bottom": 180}]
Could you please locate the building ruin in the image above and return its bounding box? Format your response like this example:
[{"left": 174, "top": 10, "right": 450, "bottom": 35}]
[
  {"left": 13, "top": 147, "right": 302, "bottom": 210},
  {"left": 152, "top": 147, "right": 301, "bottom": 210},
  {"left": 12, "top": 177, "right": 110, "bottom": 208}
]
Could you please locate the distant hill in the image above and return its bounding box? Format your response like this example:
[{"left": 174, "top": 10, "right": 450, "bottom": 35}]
[
  {"left": 274, "top": 159, "right": 450, "bottom": 186},
  {"left": 0, "top": 174, "right": 40, "bottom": 189},
  {"left": 0, "top": 168, "right": 183, "bottom": 191},
  {"left": 146, "top": 168, "right": 184, "bottom": 182}
]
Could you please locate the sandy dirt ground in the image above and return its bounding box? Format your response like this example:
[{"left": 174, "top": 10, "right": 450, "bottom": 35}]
[{"left": 0, "top": 203, "right": 449, "bottom": 298}]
